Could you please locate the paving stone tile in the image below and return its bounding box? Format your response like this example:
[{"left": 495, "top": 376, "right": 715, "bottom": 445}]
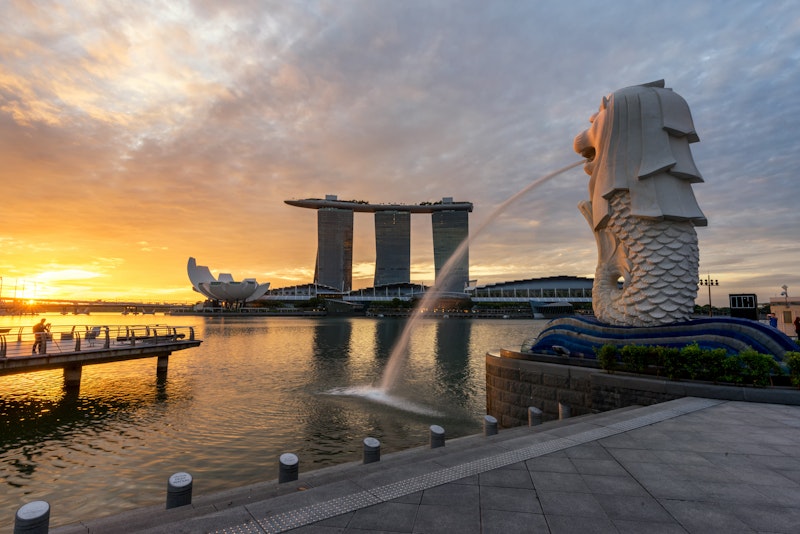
[
  {"left": 659, "top": 499, "right": 755, "bottom": 533},
  {"left": 412, "top": 503, "right": 480, "bottom": 534},
  {"left": 654, "top": 450, "right": 715, "bottom": 466},
  {"left": 722, "top": 464, "right": 800, "bottom": 488},
  {"left": 730, "top": 502, "right": 800, "bottom": 533},
  {"left": 570, "top": 458, "right": 629, "bottom": 476},
  {"left": 672, "top": 462, "right": 741, "bottom": 483},
  {"left": 452, "top": 475, "right": 479, "bottom": 485},
  {"left": 692, "top": 481, "right": 774, "bottom": 505},
  {"left": 478, "top": 468, "right": 534, "bottom": 489},
  {"left": 753, "top": 481, "right": 800, "bottom": 506},
  {"left": 495, "top": 461, "right": 529, "bottom": 471},
  {"left": 479, "top": 486, "right": 541, "bottom": 514},
  {"left": 479, "top": 509, "right": 548, "bottom": 534},
  {"left": 537, "top": 490, "right": 607, "bottom": 518},
  {"left": 308, "top": 512, "right": 353, "bottom": 528},
  {"left": 347, "top": 502, "right": 418, "bottom": 532},
  {"left": 545, "top": 513, "right": 618, "bottom": 534},
  {"left": 635, "top": 474, "right": 704, "bottom": 500},
  {"left": 750, "top": 454, "right": 800, "bottom": 471},
  {"left": 596, "top": 433, "right": 642, "bottom": 449},
  {"left": 612, "top": 519, "right": 688, "bottom": 534},
  {"left": 607, "top": 447, "right": 658, "bottom": 464},
  {"left": 525, "top": 455, "right": 577, "bottom": 474},
  {"left": 531, "top": 471, "right": 591, "bottom": 493},
  {"left": 581, "top": 474, "right": 649, "bottom": 496},
  {"left": 389, "top": 491, "right": 422, "bottom": 505},
  {"left": 420, "top": 482, "right": 479, "bottom": 507},
  {"left": 595, "top": 494, "right": 673, "bottom": 522},
  {"left": 620, "top": 461, "right": 681, "bottom": 480},
  {"left": 780, "top": 469, "right": 800, "bottom": 485},
  {"left": 563, "top": 442, "right": 614, "bottom": 460},
  {"left": 286, "top": 524, "right": 345, "bottom": 533}
]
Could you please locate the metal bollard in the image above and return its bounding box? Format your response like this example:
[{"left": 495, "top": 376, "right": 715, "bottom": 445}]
[
  {"left": 558, "top": 402, "right": 571, "bottom": 420},
  {"left": 14, "top": 500, "right": 50, "bottom": 534},
  {"left": 278, "top": 453, "right": 299, "bottom": 483},
  {"left": 363, "top": 437, "right": 381, "bottom": 464},
  {"left": 166, "top": 472, "right": 193, "bottom": 509},
  {"left": 528, "top": 406, "right": 543, "bottom": 427},
  {"left": 484, "top": 415, "right": 498, "bottom": 436},
  {"left": 430, "top": 425, "right": 445, "bottom": 448}
]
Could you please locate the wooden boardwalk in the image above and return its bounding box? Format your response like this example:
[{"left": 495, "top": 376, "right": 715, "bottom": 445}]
[{"left": 0, "top": 324, "right": 201, "bottom": 387}]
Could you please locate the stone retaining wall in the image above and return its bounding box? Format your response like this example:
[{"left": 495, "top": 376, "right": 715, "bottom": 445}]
[{"left": 487, "top": 350, "right": 800, "bottom": 428}]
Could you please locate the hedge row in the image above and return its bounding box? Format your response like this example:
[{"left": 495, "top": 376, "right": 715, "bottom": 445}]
[{"left": 595, "top": 343, "right": 800, "bottom": 388}]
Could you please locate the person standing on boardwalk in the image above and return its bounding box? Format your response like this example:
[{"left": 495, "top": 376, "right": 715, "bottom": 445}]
[{"left": 32, "top": 318, "right": 49, "bottom": 353}]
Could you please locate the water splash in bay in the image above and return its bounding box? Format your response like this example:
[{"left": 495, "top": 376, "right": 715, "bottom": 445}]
[{"left": 378, "top": 160, "right": 585, "bottom": 392}]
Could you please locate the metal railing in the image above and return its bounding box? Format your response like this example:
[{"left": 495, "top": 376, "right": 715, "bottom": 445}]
[{"left": 0, "top": 324, "right": 196, "bottom": 358}]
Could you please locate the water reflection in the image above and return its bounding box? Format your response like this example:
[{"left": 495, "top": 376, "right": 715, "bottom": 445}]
[
  {"left": 0, "top": 370, "right": 191, "bottom": 486},
  {"left": 434, "top": 321, "right": 474, "bottom": 409},
  {"left": 0, "top": 314, "right": 544, "bottom": 531}
]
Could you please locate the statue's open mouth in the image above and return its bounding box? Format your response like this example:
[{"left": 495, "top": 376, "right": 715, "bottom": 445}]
[{"left": 580, "top": 147, "right": 596, "bottom": 162}]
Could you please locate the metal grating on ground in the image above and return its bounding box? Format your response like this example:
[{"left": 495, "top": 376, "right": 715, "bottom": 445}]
[{"left": 215, "top": 398, "right": 722, "bottom": 534}]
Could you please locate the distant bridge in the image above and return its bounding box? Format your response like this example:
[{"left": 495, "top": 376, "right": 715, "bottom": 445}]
[{"left": 0, "top": 298, "right": 182, "bottom": 315}]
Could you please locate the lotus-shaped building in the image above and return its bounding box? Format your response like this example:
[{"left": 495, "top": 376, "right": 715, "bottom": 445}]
[{"left": 187, "top": 258, "right": 270, "bottom": 304}]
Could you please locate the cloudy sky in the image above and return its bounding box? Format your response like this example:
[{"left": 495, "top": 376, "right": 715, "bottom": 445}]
[{"left": 1, "top": 0, "right": 798, "bottom": 306}]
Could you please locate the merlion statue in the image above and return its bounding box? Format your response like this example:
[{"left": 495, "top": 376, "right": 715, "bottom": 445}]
[{"left": 573, "top": 80, "right": 707, "bottom": 326}]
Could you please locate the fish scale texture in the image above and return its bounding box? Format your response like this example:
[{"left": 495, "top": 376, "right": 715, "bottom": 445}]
[{"left": 594, "top": 191, "right": 699, "bottom": 326}]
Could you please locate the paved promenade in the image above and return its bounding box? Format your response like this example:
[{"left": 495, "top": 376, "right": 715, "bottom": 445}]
[{"left": 53, "top": 397, "right": 800, "bottom": 533}]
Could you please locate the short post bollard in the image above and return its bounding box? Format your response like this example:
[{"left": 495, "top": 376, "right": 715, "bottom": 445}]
[
  {"left": 484, "top": 415, "right": 498, "bottom": 436},
  {"left": 14, "top": 500, "right": 50, "bottom": 534},
  {"left": 166, "top": 472, "right": 193, "bottom": 509},
  {"left": 363, "top": 437, "right": 381, "bottom": 464},
  {"left": 558, "top": 402, "right": 571, "bottom": 420},
  {"left": 528, "top": 406, "right": 543, "bottom": 427},
  {"left": 279, "top": 453, "right": 299, "bottom": 483},
  {"left": 430, "top": 424, "right": 445, "bottom": 448}
]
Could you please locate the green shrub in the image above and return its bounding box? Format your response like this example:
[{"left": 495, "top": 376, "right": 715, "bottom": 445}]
[
  {"left": 785, "top": 351, "right": 800, "bottom": 388},
  {"left": 595, "top": 343, "right": 784, "bottom": 386},
  {"left": 720, "top": 354, "right": 744, "bottom": 384},
  {"left": 738, "top": 348, "right": 782, "bottom": 387},
  {"left": 596, "top": 344, "right": 618, "bottom": 373},
  {"left": 621, "top": 345, "right": 651, "bottom": 374},
  {"left": 657, "top": 346, "right": 684, "bottom": 380},
  {"left": 698, "top": 348, "right": 729, "bottom": 382},
  {"left": 680, "top": 342, "right": 705, "bottom": 380}
]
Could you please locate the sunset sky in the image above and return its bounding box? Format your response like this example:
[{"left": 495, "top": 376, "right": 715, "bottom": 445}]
[{"left": 1, "top": 1, "right": 798, "bottom": 306}]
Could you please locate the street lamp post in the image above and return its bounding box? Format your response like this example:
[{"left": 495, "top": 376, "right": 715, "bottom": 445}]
[
  {"left": 699, "top": 275, "right": 719, "bottom": 317},
  {"left": 781, "top": 285, "right": 789, "bottom": 307}
]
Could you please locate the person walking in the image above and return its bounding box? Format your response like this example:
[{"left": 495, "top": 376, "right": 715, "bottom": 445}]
[{"left": 32, "top": 318, "right": 49, "bottom": 353}]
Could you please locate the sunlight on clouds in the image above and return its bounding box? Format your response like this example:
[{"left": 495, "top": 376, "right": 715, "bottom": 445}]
[
  {"left": 35, "top": 269, "right": 104, "bottom": 282},
  {"left": 0, "top": 2, "right": 796, "bottom": 305},
  {"left": 138, "top": 241, "right": 168, "bottom": 252}
]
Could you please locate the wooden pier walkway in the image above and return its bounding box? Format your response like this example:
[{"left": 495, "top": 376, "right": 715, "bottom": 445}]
[{"left": 0, "top": 323, "right": 202, "bottom": 389}]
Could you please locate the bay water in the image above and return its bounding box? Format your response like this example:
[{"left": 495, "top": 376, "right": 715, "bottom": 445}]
[{"left": 0, "top": 313, "right": 544, "bottom": 529}]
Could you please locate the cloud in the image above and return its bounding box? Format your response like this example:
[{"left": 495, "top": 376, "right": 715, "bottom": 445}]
[{"left": 0, "top": 1, "right": 798, "bottom": 305}]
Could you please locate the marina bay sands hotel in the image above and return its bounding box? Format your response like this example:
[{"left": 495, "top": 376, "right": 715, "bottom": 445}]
[{"left": 285, "top": 195, "right": 473, "bottom": 293}]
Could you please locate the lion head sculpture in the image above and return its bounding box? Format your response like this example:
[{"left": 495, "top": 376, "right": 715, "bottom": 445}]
[{"left": 573, "top": 80, "right": 707, "bottom": 231}]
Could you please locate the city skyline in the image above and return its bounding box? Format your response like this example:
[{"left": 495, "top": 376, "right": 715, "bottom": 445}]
[
  {"left": 286, "top": 195, "right": 473, "bottom": 292},
  {"left": 1, "top": 1, "right": 798, "bottom": 306}
]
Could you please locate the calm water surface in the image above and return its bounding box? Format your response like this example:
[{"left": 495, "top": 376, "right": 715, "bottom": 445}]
[{"left": 0, "top": 313, "right": 544, "bottom": 529}]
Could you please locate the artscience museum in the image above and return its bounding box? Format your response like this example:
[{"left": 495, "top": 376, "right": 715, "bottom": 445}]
[{"left": 187, "top": 257, "right": 270, "bottom": 305}]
